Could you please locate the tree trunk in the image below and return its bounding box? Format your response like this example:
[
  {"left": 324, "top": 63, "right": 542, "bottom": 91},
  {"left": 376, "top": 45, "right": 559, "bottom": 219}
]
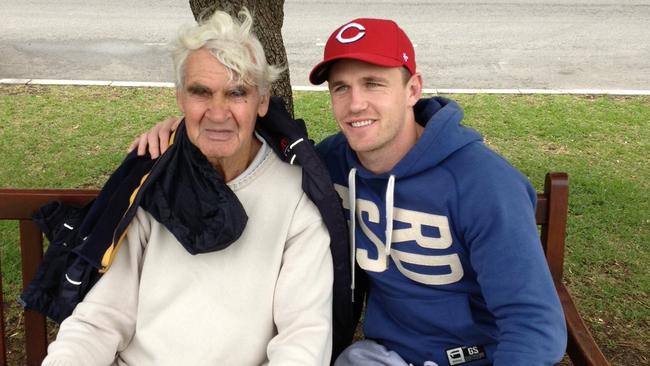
[{"left": 188, "top": 0, "right": 293, "bottom": 116}]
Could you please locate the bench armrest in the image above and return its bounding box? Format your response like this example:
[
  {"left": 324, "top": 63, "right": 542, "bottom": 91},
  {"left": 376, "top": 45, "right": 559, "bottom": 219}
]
[{"left": 555, "top": 280, "right": 610, "bottom": 366}]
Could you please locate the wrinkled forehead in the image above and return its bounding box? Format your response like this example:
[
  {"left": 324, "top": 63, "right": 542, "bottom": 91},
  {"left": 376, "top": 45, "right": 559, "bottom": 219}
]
[{"left": 185, "top": 48, "right": 256, "bottom": 88}]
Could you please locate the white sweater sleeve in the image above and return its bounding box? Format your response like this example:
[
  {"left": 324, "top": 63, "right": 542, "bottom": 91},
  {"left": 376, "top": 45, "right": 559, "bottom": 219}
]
[
  {"left": 42, "top": 208, "right": 151, "bottom": 366},
  {"left": 265, "top": 194, "right": 334, "bottom": 366}
]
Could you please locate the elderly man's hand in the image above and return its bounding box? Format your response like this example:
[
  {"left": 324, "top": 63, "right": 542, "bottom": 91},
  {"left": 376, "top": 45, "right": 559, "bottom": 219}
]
[{"left": 127, "top": 116, "right": 182, "bottom": 159}]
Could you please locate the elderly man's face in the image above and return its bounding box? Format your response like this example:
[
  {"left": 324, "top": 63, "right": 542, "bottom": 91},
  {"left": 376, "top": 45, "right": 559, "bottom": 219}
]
[{"left": 176, "top": 48, "right": 268, "bottom": 172}]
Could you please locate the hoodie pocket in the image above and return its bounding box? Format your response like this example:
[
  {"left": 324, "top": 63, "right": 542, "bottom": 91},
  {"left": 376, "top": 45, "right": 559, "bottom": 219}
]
[{"left": 365, "top": 291, "right": 478, "bottom": 342}]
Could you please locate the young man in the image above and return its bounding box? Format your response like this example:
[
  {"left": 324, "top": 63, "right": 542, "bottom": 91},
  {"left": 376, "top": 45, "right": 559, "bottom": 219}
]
[
  {"left": 133, "top": 17, "right": 567, "bottom": 366},
  {"left": 313, "top": 18, "right": 567, "bottom": 366}
]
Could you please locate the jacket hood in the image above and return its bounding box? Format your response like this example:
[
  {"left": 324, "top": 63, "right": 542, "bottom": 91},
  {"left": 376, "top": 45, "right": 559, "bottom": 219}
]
[{"left": 347, "top": 96, "right": 482, "bottom": 180}]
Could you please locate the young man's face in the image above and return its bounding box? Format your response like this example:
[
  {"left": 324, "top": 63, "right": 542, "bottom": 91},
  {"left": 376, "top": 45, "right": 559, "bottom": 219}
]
[
  {"left": 327, "top": 59, "right": 420, "bottom": 162},
  {"left": 176, "top": 48, "right": 269, "bottom": 169}
]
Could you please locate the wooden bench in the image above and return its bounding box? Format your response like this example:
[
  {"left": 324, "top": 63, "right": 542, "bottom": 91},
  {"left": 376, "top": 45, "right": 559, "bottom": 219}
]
[{"left": 0, "top": 173, "right": 609, "bottom": 365}]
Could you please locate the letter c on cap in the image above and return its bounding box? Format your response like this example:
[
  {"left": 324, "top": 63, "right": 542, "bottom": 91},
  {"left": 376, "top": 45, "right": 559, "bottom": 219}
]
[{"left": 336, "top": 22, "right": 366, "bottom": 44}]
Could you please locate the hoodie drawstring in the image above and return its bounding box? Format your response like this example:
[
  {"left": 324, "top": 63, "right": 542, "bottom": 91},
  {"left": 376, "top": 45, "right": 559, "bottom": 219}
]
[
  {"left": 385, "top": 174, "right": 396, "bottom": 256},
  {"left": 347, "top": 169, "right": 396, "bottom": 302},
  {"left": 347, "top": 168, "right": 357, "bottom": 302}
]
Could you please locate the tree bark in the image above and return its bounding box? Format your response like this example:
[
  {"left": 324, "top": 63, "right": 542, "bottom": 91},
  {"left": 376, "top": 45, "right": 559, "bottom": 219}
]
[{"left": 188, "top": 0, "right": 293, "bottom": 116}]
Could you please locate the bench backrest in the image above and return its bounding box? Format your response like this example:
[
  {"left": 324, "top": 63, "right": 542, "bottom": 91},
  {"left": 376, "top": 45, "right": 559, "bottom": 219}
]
[{"left": 0, "top": 172, "right": 608, "bottom": 366}]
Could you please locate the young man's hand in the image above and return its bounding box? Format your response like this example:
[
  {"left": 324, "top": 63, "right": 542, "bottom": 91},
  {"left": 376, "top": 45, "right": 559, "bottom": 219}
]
[{"left": 127, "top": 117, "right": 182, "bottom": 158}]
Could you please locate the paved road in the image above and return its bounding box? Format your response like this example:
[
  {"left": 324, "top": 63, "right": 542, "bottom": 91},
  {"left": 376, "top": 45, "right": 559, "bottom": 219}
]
[{"left": 1, "top": 0, "right": 649, "bottom": 89}]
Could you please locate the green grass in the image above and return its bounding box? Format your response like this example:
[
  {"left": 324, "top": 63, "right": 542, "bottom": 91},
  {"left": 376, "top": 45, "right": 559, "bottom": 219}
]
[{"left": 1, "top": 85, "right": 648, "bottom": 364}]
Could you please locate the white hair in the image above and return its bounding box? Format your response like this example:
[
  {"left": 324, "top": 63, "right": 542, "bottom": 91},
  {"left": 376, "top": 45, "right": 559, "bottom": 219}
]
[{"left": 172, "top": 8, "right": 282, "bottom": 95}]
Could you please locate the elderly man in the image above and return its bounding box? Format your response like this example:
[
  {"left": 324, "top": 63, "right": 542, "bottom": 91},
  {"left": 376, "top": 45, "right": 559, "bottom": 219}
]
[
  {"left": 42, "top": 9, "right": 334, "bottom": 366},
  {"left": 132, "top": 16, "right": 567, "bottom": 366}
]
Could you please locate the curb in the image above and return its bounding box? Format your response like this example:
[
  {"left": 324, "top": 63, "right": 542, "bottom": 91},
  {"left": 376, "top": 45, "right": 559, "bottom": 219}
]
[{"left": 2, "top": 78, "right": 650, "bottom": 96}]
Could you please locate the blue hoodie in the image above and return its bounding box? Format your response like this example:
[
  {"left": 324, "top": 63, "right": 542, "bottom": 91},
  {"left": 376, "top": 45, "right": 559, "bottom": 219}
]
[{"left": 318, "top": 97, "right": 567, "bottom": 366}]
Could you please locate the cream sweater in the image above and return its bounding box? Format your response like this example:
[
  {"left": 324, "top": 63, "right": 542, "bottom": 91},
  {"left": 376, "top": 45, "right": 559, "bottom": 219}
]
[{"left": 42, "top": 146, "right": 333, "bottom": 366}]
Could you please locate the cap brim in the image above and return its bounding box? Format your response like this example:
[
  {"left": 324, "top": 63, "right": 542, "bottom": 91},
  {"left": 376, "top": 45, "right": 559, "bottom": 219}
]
[{"left": 309, "top": 53, "right": 405, "bottom": 85}]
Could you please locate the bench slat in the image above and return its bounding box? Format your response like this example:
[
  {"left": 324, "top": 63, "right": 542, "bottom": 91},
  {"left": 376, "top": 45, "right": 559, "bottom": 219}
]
[{"left": 0, "top": 189, "right": 98, "bottom": 219}]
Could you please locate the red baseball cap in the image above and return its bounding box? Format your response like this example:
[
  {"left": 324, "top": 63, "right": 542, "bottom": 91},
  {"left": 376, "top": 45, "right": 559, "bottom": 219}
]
[{"left": 309, "top": 18, "right": 416, "bottom": 85}]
